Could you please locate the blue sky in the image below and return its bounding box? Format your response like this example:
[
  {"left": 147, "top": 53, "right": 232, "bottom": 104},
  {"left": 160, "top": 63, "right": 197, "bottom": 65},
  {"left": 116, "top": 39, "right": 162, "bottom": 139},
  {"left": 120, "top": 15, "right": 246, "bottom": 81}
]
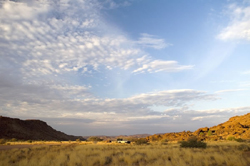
[{"left": 1, "top": 0, "right": 250, "bottom": 136}]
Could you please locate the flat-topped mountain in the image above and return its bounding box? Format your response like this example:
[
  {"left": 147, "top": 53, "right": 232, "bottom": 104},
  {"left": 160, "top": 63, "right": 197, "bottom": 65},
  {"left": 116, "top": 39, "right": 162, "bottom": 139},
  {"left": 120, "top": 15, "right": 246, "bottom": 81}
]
[
  {"left": 147, "top": 113, "right": 250, "bottom": 141},
  {"left": 0, "top": 116, "right": 84, "bottom": 141}
]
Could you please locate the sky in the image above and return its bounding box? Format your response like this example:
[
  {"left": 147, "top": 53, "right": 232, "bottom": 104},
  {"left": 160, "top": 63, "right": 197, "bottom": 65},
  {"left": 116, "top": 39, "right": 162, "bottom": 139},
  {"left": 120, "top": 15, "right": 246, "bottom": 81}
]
[{"left": 0, "top": 0, "right": 250, "bottom": 136}]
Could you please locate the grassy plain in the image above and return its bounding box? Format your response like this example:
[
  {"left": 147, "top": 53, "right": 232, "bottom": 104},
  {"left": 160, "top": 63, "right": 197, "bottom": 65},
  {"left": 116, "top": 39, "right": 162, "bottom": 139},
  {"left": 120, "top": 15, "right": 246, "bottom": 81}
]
[{"left": 0, "top": 141, "right": 250, "bottom": 166}]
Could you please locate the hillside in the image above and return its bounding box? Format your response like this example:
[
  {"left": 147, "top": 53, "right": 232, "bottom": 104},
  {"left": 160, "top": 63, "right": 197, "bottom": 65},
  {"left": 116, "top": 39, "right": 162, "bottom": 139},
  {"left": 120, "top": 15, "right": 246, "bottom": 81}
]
[
  {"left": 147, "top": 113, "right": 250, "bottom": 141},
  {"left": 0, "top": 116, "right": 84, "bottom": 141}
]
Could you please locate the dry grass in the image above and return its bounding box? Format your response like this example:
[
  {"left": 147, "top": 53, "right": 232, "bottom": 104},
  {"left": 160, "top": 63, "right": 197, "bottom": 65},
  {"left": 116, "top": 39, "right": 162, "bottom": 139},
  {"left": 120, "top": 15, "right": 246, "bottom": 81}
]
[{"left": 0, "top": 141, "right": 250, "bottom": 166}]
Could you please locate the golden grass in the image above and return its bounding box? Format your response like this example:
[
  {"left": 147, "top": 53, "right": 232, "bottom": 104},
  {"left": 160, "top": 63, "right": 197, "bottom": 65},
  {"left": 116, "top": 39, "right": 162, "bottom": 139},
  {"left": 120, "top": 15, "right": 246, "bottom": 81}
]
[{"left": 0, "top": 141, "right": 250, "bottom": 166}]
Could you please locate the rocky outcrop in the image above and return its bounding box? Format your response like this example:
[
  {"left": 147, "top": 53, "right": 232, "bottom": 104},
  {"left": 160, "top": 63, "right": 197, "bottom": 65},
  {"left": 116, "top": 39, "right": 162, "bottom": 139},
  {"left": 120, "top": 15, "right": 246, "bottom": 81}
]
[
  {"left": 0, "top": 116, "right": 84, "bottom": 141},
  {"left": 208, "top": 113, "right": 250, "bottom": 140},
  {"left": 146, "top": 113, "right": 250, "bottom": 141}
]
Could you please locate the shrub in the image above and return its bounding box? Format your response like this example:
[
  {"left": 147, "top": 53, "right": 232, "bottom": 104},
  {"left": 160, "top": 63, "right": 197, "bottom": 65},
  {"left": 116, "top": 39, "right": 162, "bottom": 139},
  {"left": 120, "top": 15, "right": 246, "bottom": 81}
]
[
  {"left": 0, "top": 139, "right": 6, "bottom": 145},
  {"left": 76, "top": 139, "right": 81, "bottom": 143},
  {"left": 27, "top": 140, "right": 32, "bottom": 143},
  {"left": 227, "top": 136, "right": 236, "bottom": 141},
  {"left": 160, "top": 139, "right": 168, "bottom": 145},
  {"left": 11, "top": 138, "right": 17, "bottom": 142},
  {"left": 235, "top": 138, "right": 245, "bottom": 142},
  {"left": 180, "top": 137, "right": 207, "bottom": 148},
  {"left": 134, "top": 138, "right": 148, "bottom": 145},
  {"left": 88, "top": 136, "right": 103, "bottom": 142},
  {"left": 207, "top": 130, "right": 212, "bottom": 136}
]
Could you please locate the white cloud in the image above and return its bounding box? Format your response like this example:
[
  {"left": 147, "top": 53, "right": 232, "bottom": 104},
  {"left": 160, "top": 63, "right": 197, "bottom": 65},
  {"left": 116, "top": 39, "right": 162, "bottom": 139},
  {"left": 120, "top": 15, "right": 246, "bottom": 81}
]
[
  {"left": 137, "top": 33, "right": 172, "bottom": 49},
  {"left": 215, "top": 89, "right": 246, "bottom": 94},
  {"left": 0, "top": 88, "right": 216, "bottom": 120},
  {"left": 0, "top": 0, "right": 191, "bottom": 80},
  {"left": 133, "top": 60, "right": 193, "bottom": 73},
  {"left": 218, "top": 4, "right": 250, "bottom": 40},
  {"left": 100, "top": 0, "right": 132, "bottom": 9},
  {"left": 191, "top": 106, "right": 250, "bottom": 121},
  {"left": 191, "top": 115, "right": 222, "bottom": 121}
]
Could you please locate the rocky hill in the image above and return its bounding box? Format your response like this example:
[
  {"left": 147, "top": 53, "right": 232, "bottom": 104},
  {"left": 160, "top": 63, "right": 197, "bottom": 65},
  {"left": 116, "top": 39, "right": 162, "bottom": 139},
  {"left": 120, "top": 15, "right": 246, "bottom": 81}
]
[
  {"left": 0, "top": 116, "right": 84, "bottom": 141},
  {"left": 147, "top": 113, "right": 250, "bottom": 141}
]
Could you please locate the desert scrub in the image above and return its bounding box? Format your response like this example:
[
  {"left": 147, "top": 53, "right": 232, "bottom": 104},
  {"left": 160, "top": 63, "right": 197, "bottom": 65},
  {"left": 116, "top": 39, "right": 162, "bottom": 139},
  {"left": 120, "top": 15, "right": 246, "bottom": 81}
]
[
  {"left": 0, "top": 139, "right": 6, "bottom": 145},
  {"left": 134, "top": 138, "right": 148, "bottom": 145},
  {"left": 180, "top": 137, "right": 207, "bottom": 148},
  {"left": 0, "top": 142, "right": 250, "bottom": 166}
]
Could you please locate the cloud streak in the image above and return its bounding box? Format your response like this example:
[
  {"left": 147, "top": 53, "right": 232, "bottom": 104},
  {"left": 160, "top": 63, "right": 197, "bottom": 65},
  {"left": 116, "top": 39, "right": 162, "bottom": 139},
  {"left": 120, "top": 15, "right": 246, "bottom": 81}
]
[
  {"left": 1, "top": 87, "right": 216, "bottom": 120},
  {"left": 215, "top": 89, "right": 247, "bottom": 94},
  {"left": 137, "top": 33, "right": 172, "bottom": 50},
  {"left": 218, "top": 4, "right": 250, "bottom": 41}
]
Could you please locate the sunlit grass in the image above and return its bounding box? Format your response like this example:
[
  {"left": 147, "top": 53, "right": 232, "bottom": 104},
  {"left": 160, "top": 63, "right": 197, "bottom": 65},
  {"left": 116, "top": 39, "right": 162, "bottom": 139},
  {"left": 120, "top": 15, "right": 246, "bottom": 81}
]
[{"left": 0, "top": 141, "right": 250, "bottom": 166}]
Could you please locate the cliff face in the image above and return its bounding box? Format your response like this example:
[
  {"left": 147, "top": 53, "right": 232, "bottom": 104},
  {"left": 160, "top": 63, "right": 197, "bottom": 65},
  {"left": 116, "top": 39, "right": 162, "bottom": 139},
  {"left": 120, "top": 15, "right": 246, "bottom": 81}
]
[
  {"left": 0, "top": 116, "right": 83, "bottom": 141},
  {"left": 147, "top": 113, "right": 250, "bottom": 141}
]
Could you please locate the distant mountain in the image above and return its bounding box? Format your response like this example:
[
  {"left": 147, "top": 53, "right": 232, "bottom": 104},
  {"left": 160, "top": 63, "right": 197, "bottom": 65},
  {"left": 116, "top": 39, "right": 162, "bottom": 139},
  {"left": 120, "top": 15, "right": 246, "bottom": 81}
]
[
  {"left": 147, "top": 113, "right": 250, "bottom": 141},
  {"left": 0, "top": 116, "right": 84, "bottom": 141}
]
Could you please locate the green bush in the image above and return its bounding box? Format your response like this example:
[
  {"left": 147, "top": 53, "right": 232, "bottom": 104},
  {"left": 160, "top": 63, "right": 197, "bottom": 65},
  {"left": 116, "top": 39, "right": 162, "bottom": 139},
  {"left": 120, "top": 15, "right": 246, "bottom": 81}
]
[
  {"left": 27, "top": 140, "right": 32, "bottom": 143},
  {"left": 76, "top": 138, "right": 81, "bottom": 143},
  {"left": 160, "top": 139, "right": 168, "bottom": 145},
  {"left": 207, "top": 130, "right": 212, "bottom": 136},
  {"left": 11, "top": 138, "right": 17, "bottom": 142},
  {"left": 0, "top": 139, "right": 6, "bottom": 145},
  {"left": 180, "top": 137, "right": 207, "bottom": 148},
  {"left": 88, "top": 137, "right": 103, "bottom": 142},
  {"left": 235, "top": 138, "right": 245, "bottom": 142},
  {"left": 227, "top": 136, "right": 236, "bottom": 141},
  {"left": 134, "top": 138, "right": 148, "bottom": 145}
]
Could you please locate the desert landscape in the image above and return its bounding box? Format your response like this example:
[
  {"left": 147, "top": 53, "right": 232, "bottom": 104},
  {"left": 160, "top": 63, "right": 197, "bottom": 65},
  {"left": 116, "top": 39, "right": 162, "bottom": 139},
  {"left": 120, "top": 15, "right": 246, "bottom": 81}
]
[
  {"left": 1, "top": 0, "right": 250, "bottom": 166},
  {"left": 1, "top": 113, "right": 250, "bottom": 166}
]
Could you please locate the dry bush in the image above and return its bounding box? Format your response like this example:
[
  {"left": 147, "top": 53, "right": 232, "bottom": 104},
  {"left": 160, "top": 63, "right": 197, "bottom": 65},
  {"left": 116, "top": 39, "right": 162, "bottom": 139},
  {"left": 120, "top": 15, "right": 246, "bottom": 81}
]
[
  {"left": 0, "top": 139, "right": 6, "bottom": 145},
  {"left": 180, "top": 136, "right": 207, "bottom": 148},
  {"left": 134, "top": 138, "right": 148, "bottom": 145}
]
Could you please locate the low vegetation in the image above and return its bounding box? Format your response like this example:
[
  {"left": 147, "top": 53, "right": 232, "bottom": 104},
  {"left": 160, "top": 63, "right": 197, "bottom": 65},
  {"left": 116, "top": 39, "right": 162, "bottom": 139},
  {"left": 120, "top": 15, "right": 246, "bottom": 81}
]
[
  {"left": 88, "top": 136, "right": 103, "bottom": 142},
  {"left": 0, "top": 139, "right": 6, "bottom": 145},
  {"left": 0, "top": 141, "right": 250, "bottom": 166},
  {"left": 180, "top": 136, "right": 207, "bottom": 148},
  {"left": 134, "top": 138, "right": 148, "bottom": 145}
]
